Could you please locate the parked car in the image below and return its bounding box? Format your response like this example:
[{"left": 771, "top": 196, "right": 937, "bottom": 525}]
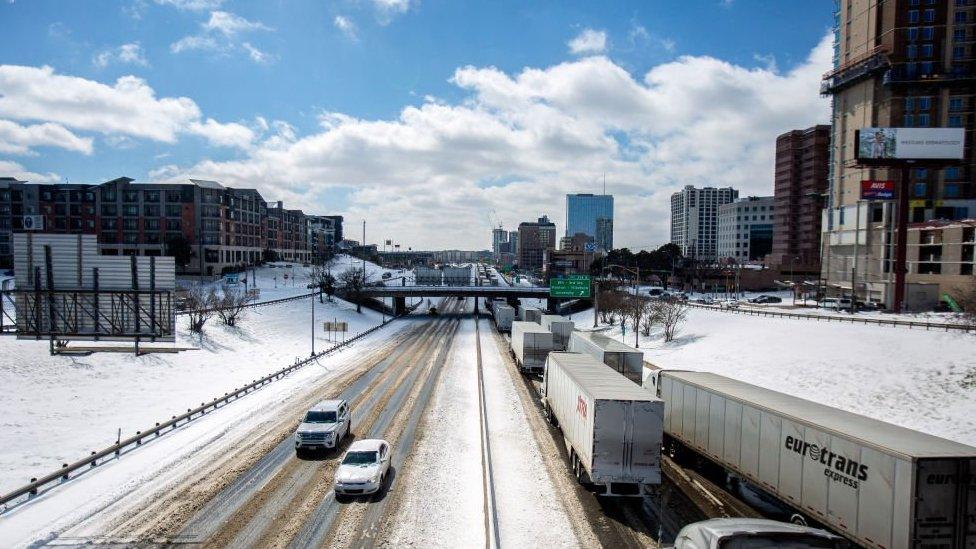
[
  {"left": 294, "top": 399, "right": 351, "bottom": 455},
  {"left": 334, "top": 439, "right": 392, "bottom": 500},
  {"left": 819, "top": 297, "right": 852, "bottom": 311},
  {"left": 749, "top": 295, "right": 783, "bottom": 304},
  {"left": 672, "top": 518, "right": 846, "bottom": 549}
]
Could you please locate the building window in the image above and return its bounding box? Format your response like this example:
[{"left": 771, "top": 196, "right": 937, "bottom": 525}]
[
  {"left": 907, "top": 44, "right": 919, "bottom": 58},
  {"left": 954, "top": 46, "right": 966, "bottom": 59},
  {"left": 916, "top": 168, "right": 929, "bottom": 178},
  {"left": 945, "top": 183, "right": 961, "bottom": 198},
  {"left": 908, "top": 27, "right": 920, "bottom": 40},
  {"left": 918, "top": 96, "right": 931, "bottom": 109},
  {"left": 950, "top": 97, "right": 965, "bottom": 111},
  {"left": 947, "top": 166, "right": 961, "bottom": 179},
  {"left": 920, "top": 62, "right": 934, "bottom": 75},
  {"left": 922, "top": 26, "right": 935, "bottom": 40},
  {"left": 950, "top": 115, "right": 964, "bottom": 127},
  {"left": 955, "top": 28, "right": 967, "bottom": 41},
  {"left": 914, "top": 182, "right": 928, "bottom": 197},
  {"left": 904, "top": 114, "right": 915, "bottom": 127},
  {"left": 905, "top": 97, "right": 915, "bottom": 111},
  {"left": 123, "top": 190, "right": 139, "bottom": 203},
  {"left": 918, "top": 113, "right": 931, "bottom": 126},
  {"left": 909, "top": 10, "right": 920, "bottom": 23},
  {"left": 956, "top": 11, "right": 968, "bottom": 23},
  {"left": 924, "top": 9, "right": 935, "bottom": 22},
  {"left": 922, "top": 44, "right": 934, "bottom": 58}
]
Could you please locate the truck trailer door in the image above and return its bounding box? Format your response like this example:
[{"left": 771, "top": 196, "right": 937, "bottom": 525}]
[{"left": 913, "top": 458, "right": 975, "bottom": 548}]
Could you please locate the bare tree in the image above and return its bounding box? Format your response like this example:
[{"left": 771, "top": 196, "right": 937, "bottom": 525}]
[
  {"left": 185, "top": 285, "right": 218, "bottom": 333},
  {"left": 598, "top": 289, "right": 625, "bottom": 326},
  {"left": 311, "top": 261, "right": 337, "bottom": 303},
  {"left": 215, "top": 287, "right": 256, "bottom": 327},
  {"left": 338, "top": 267, "right": 373, "bottom": 313},
  {"left": 624, "top": 293, "right": 650, "bottom": 347},
  {"left": 641, "top": 299, "right": 661, "bottom": 337},
  {"left": 655, "top": 298, "right": 689, "bottom": 342}
]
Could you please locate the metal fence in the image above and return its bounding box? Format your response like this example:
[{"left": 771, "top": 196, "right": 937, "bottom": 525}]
[
  {"left": 684, "top": 302, "right": 974, "bottom": 332},
  {"left": 0, "top": 309, "right": 404, "bottom": 510}
]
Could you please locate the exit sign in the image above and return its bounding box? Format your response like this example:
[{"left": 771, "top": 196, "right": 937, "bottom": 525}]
[{"left": 550, "top": 275, "right": 591, "bottom": 298}]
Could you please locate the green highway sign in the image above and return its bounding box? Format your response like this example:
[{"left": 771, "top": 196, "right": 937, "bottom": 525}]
[{"left": 550, "top": 275, "right": 591, "bottom": 298}]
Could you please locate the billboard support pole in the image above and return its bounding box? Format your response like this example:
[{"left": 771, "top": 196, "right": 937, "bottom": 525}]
[{"left": 893, "top": 165, "right": 911, "bottom": 314}]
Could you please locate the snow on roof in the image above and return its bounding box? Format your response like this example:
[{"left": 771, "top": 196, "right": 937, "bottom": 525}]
[
  {"left": 348, "top": 439, "right": 387, "bottom": 452},
  {"left": 909, "top": 218, "right": 976, "bottom": 230},
  {"left": 189, "top": 178, "right": 225, "bottom": 189},
  {"left": 666, "top": 371, "right": 976, "bottom": 459},
  {"left": 548, "top": 352, "right": 660, "bottom": 402}
]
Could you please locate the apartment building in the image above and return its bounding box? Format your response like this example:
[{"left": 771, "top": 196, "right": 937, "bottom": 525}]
[
  {"left": 0, "top": 176, "right": 325, "bottom": 275},
  {"left": 308, "top": 215, "right": 343, "bottom": 263},
  {"left": 770, "top": 126, "right": 831, "bottom": 271},
  {"left": 908, "top": 219, "right": 976, "bottom": 298},
  {"left": 716, "top": 196, "right": 775, "bottom": 263},
  {"left": 821, "top": 0, "right": 976, "bottom": 306},
  {"left": 517, "top": 215, "right": 557, "bottom": 272},
  {"left": 670, "top": 185, "right": 738, "bottom": 261}
]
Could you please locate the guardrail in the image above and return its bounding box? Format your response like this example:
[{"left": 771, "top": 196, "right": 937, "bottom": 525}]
[
  {"left": 176, "top": 290, "right": 319, "bottom": 316},
  {"left": 0, "top": 310, "right": 405, "bottom": 511},
  {"left": 685, "top": 302, "right": 973, "bottom": 332}
]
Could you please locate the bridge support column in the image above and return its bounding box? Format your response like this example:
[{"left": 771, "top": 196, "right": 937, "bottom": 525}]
[
  {"left": 474, "top": 297, "right": 479, "bottom": 314},
  {"left": 393, "top": 296, "right": 406, "bottom": 316},
  {"left": 547, "top": 297, "right": 559, "bottom": 314},
  {"left": 507, "top": 297, "right": 519, "bottom": 312}
]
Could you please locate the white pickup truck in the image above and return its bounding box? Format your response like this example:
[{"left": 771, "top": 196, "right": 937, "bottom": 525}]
[{"left": 294, "top": 399, "right": 351, "bottom": 455}]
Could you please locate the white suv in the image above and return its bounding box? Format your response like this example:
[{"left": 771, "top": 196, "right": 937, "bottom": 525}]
[
  {"left": 294, "top": 399, "right": 351, "bottom": 454},
  {"left": 334, "top": 439, "right": 392, "bottom": 500}
]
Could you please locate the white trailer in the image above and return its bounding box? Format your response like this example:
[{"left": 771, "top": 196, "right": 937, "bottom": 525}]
[
  {"left": 540, "top": 314, "right": 574, "bottom": 350},
  {"left": 646, "top": 370, "right": 976, "bottom": 548},
  {"left": 520, "top": 306, "right": 543, "bottom": 324},
  {"left": 568, "top": 331, "right": 644, "bottom": 384},
  {"left": 510, "top": 321, "right": 554, "bottom": 373},
  {"left": 492, "top": 304, "right": 515, "bottom": 332},
  {"left": 543, "top": 352, "right": 663, "bottom": 496}
]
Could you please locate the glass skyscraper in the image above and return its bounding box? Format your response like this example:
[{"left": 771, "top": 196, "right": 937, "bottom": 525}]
[{"left": 565, "top": 193, "right": 613, "bottom": 251}]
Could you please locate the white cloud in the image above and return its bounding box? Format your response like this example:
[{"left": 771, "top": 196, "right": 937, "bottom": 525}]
[
  {"left": 170, "top": 10, "right": 272, "bottom": 62},
  {"left": 568, "top": 28, "right": 607, "bottom": 55},
  {"left": 371, "top": 0, "right": 411, "bottom": 24},
  {"left": 241, "top": 42, "right": 272, "bottom": 64},
  {"left": 93, "top": 42, "right": 149, "bottom": 69},
  {"left": 204, "top": 10, "right": 271, "bottom": 37},
  {"left": 170, "top": 34, "right": 220, "bottom": 53},
  {"left": 0, "top": 64, "right": 253, "bottom": 150},
  {"left": 334, "top": 15, "right": 358, "bottom": 41},
  {"left": 151, "top": 33, "right": 832, "bottom": 249},
  {"left": 0, "top": 120, "right": 93, "bottom": 155},
  {"left": 154, "top": 0, "right": 223, "bottom": 11},
  {"left": 0, "top": 160, "right": 61, "bottom": 184}
]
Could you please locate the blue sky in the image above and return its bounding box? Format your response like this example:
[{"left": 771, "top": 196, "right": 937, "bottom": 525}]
[{"left": 0, "top": 0, "right": 834, "bottom": 249}]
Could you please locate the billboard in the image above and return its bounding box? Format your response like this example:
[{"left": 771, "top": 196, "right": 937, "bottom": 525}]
[
  {"left": 860, "top": 180, "right": 896, "bottom": 200},
  {"left": 550, "top": 274, "right": 591, "bottom": 298},
  {"left": 855, "top": 128, "right": 965, "bottom": 162}
]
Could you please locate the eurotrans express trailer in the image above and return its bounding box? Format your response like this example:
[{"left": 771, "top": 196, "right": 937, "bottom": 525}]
[
  {"left": 510, "top": 321, "right": 554, "bottom": 373},
  {"left": 647, "top": 370, "right": 976, "bottom": 548},
  {"left": 543, "top": 352, "right": 663, "bottom": 496}
]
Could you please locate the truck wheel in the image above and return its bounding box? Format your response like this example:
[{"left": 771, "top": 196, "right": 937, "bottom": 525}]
[{"left": 789, "top": 513, "right": 808, "bottom": 527}]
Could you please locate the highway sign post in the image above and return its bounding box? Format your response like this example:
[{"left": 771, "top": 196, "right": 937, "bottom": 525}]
[{"left": 550, "top": 275, "right": 591, "bottom": 298}]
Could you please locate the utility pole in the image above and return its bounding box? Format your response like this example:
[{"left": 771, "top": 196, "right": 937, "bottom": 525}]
[
  {"left": 851, "top": 200, "right": 862, "bottom": 314},
  {"left": 311, "top": 292, "right": 315, "bottom": 356}
]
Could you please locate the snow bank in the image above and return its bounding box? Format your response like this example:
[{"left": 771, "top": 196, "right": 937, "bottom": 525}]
[
  {"left": 0, "top": 295, "right": 388, "bottom": 495},
  {"left": 574, "top": 306, "right": 976, "bottom": 446}
]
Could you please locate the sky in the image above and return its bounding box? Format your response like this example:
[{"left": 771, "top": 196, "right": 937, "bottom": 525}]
[{"left": 0, "top": 0, "right": 834, "bottom": 251}]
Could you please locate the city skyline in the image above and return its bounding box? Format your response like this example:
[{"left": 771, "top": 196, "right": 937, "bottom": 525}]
[{"left": 0, "top": 1, "right": 833, "bottom": 250}]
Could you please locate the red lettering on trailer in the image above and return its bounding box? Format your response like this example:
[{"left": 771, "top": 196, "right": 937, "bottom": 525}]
[{"left": 577, "top": 395, "right": 587, "bottom": 419}]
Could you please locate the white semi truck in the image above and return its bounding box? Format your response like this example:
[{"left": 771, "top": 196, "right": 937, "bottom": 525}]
[
  {"left": 543, "top": 352, "right": 663, "bottom": 496},
  {"left": 510, "top": 321, "right": 554, "bottom": 373},
  {"left": 646, "top": 369, "right": 976, "bottom": 549}
]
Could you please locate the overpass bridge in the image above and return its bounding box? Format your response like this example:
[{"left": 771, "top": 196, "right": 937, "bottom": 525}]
[{"left": 359, "top": 285, "right": 562, "bottom": 315}]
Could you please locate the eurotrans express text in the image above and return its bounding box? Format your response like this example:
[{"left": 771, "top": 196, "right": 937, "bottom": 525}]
[{"left": 785, "top": 435, "right": 868, "bottom": 489}]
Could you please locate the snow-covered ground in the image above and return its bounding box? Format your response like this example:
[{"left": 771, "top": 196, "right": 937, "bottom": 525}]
[
  {"left": 571, "top": 305, "right": 976, "bottom": 447},
  {"left": 0, "top": 292, "right": 392, "bottom": 498}
]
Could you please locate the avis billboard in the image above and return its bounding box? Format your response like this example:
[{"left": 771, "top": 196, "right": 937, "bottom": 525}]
[{"left": 855, "top": 127, "right": 965, "bottom": 163}]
